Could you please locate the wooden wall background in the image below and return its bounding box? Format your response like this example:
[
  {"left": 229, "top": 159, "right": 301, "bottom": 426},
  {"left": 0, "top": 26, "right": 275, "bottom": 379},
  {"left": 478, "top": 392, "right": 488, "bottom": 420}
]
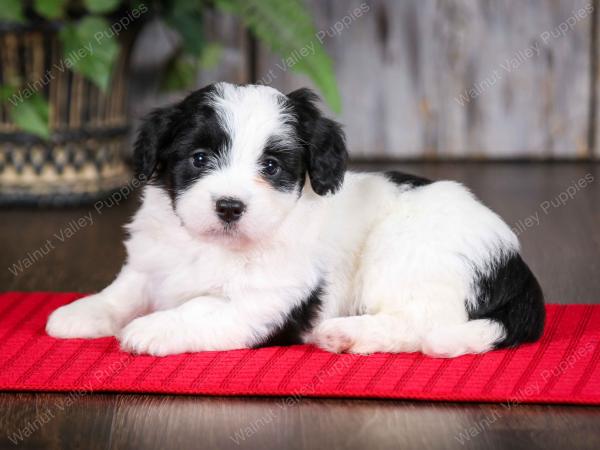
[{"left": 132, "top": 0, "right": 600, "bottom": 160}]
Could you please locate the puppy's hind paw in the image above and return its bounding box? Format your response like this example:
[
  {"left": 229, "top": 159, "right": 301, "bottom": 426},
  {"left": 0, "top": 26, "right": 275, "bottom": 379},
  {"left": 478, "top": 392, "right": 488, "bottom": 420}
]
[
  {"left": 311, "top": 315, "right": 420, "bottom": 355},
  {"left": 310, "top": 318, "right": 357, "bottom": 353}
]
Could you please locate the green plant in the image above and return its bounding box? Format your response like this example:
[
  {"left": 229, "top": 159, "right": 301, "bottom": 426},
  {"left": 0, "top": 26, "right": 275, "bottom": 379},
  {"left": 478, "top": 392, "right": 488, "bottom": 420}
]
[{"left": 0, "top": 0, "right": 341, "bottom": 139}]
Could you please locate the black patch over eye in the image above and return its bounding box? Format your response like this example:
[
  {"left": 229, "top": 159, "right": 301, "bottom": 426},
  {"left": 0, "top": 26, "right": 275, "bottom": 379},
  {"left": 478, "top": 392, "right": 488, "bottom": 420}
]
[
  {"left": 191, "top": 151, "right": 208, "bottom": 168},
  {"left": 262, "top": 158, "right": 281, "bottom": 177},
  {"left": 259, "top": 136, "right": 305, "bottom": 193}
]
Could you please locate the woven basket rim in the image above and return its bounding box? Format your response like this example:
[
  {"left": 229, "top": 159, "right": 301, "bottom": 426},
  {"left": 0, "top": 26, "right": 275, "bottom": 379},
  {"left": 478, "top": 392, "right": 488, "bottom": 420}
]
[{"left": 0, "top": 126, "right": 130, "bottom": 145}]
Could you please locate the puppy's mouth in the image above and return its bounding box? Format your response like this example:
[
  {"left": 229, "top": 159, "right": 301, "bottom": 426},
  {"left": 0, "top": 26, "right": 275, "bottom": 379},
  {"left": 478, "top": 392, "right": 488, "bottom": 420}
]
[
  {"left": 217, "top": 222, "right": 239, "bottom": 235},
  {"left": 202, "top": 223, "right": 252, "bottom": 246},
  {"left": 205, "top": 223, "right": 238, "bottom": 236}
]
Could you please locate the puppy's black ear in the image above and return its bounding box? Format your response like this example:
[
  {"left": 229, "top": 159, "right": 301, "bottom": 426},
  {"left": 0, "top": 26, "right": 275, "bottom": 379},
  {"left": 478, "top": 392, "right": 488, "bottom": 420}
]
[
  {"left": 306, "top": 117, "right": 347, "bottom": 195},
  {"left": 288, "top": 88, "right": 348, "bottom": 196},
  {"left": 133, "top": 106, "right": 178, "bottom": 180}
]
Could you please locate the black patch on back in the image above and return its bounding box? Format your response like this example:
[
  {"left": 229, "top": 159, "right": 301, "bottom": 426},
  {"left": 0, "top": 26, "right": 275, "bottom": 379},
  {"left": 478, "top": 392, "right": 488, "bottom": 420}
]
[
  {"left": 384, "top": 171, "right": 432, "bottom": 188},
  {"left": 468, "top": 252, "right": 545, "bottom": 348},
  {"left": 257, "top": 284, "right": 323, "bottom": 347}
]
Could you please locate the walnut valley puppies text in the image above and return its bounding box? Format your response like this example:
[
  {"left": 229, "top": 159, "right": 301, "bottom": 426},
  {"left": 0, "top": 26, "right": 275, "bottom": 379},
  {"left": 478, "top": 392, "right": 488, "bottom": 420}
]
[{"left": 512, "top": 173, "right": 594, "bottom": 236}]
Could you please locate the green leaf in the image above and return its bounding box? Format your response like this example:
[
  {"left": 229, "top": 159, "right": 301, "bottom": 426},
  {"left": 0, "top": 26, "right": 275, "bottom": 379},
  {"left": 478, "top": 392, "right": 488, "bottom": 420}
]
[
  {"left": 0, "top": 0, "right": 25, "bottom": 23},
  {"left": 215, "top": 0, "right": 341, "bottom": 112},
  {"left": 165, "top": 0, "right": 205, "bottom": 56},
  {"left": 34, "top": 0, "right": 67, "bottom": 20},
  {"left": 199, "top": 43, "right": 223, "bottom": 69},
  {"left": 59, "top": 16, "right": 120, "bottom": 91},
  {"left": 0, "top": 85, "right": 18, "bottom": 103},
  {"left": 161, "top": 43, "right": 223, "bottom": 92},
  {"left": 161, "top": 54, "right": 197, "bottom": 91},
  {"left": 9, "top": 94, "right": 50, "bottom": 139},
  {"left": 84, "top": 0, "right": 121, "bottom": 14}
]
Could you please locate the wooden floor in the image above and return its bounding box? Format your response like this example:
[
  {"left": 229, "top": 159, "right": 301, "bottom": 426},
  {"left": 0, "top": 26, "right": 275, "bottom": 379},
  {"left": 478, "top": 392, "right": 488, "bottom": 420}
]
[{"left": 1, "top": 162, "right": 599, "bottom": 450}]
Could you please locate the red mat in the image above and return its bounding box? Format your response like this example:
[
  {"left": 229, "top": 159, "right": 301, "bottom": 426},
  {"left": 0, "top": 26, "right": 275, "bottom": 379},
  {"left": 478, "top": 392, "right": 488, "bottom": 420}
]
[{"left": 0, "top": 292, "right": 599, "bottom": 404}]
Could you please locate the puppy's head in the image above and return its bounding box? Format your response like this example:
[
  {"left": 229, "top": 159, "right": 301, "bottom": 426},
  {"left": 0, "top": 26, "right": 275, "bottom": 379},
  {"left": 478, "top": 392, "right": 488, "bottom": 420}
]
[{"left": 134, "top": 82, "right": 347, "bottom": 246}]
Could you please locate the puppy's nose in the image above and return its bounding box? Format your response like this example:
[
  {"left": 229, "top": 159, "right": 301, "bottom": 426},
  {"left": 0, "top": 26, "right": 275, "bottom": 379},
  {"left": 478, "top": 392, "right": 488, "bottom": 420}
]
[{"left": 215, "top": 198, "right": 246, "bottom": 223}]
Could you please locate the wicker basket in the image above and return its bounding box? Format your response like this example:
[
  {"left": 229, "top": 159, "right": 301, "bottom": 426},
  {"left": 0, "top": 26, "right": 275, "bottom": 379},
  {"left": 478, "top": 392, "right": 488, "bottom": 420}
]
[{"left": 0, "top": 23, "right": 132, "bottom": 205}]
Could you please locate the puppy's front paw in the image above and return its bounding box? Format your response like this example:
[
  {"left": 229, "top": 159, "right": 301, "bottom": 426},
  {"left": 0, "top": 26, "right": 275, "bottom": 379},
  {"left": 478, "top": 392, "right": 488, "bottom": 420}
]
[
  {"left": 46, "top": 295, "right": 116, "bottom": 339},
  {"left": 119, "top": 311, "right": 188, "bottom": 356}
]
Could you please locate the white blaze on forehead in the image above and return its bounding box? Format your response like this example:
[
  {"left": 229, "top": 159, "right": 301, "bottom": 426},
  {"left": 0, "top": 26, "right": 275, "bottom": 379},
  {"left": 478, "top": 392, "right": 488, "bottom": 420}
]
[{"left": 209, "top": 83, "right": 294, "bottom": 167}]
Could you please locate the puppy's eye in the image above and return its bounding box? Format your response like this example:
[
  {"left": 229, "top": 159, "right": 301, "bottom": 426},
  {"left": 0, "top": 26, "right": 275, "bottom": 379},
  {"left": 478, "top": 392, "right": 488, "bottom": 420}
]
[
  {"left": 191, "top": 151, "right": 208, "bottom": 168},
  {"left": 262, "top": 158, "right": 281, "bottom": 177}
]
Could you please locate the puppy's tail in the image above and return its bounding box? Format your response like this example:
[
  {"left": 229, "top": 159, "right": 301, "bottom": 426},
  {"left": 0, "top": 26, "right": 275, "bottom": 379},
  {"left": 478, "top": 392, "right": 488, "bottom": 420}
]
[{"left": 421, "top": 319, "right": 506, "bottom": 358}]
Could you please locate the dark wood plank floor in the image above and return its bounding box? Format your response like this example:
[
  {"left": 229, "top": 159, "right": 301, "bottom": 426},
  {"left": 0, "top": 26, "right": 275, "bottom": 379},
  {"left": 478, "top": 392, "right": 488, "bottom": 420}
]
[{"left": 1, "top": 162, "right": 599, "bottom": 450}]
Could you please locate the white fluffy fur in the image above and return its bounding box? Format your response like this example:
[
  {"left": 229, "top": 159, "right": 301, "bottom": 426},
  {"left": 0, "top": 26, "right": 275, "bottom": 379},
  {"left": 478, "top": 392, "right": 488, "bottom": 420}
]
[{"left": 46, "top": 84, "right": 517, "bottom": 358}]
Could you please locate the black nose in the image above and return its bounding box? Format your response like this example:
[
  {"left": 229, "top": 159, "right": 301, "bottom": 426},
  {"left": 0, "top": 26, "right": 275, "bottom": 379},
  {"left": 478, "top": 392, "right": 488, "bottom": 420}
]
[{"left": 215, "top": 198, "right": 246, "bottom": 223}]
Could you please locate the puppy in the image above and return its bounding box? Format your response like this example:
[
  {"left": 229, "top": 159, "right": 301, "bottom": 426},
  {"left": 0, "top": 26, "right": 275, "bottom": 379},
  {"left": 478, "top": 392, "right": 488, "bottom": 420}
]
[{"left": 46, "top": 82, "right": 545, "bottom": 357}]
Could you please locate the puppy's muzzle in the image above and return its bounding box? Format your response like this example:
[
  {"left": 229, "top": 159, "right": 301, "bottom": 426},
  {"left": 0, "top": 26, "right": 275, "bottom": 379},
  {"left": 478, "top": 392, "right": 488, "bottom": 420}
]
[{"left": 215, "top": 197, "right": 246, "bottom": 223}]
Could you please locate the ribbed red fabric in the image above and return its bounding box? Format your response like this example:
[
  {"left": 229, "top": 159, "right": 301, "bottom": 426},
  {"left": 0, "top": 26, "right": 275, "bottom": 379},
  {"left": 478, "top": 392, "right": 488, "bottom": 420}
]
[{"left": 0, "top": 292, "right": 598, "bottom": 404}]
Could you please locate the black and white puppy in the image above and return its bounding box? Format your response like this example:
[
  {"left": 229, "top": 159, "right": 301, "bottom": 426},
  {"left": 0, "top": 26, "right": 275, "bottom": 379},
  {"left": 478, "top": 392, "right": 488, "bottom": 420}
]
[{"left": 46, "top": 82, "right": 545, "bottom": 357}]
